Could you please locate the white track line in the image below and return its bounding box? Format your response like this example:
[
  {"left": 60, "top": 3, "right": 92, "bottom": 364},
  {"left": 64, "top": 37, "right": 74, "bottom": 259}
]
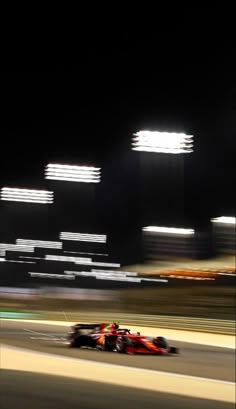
[{"left": 2, "top": 344, "right": 235, "bottom": 403}]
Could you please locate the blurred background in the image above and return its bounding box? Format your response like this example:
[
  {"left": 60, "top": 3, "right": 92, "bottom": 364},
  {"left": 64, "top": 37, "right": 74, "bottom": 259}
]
[{"left": 0, "top": 28, "right": 235, "bottom": 323}]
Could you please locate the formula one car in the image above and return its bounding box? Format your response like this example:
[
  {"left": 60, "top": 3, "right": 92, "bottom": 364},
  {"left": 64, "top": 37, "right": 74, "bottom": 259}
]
[{"left": 67, "top": 322, "right": 179, "bottom": 355}]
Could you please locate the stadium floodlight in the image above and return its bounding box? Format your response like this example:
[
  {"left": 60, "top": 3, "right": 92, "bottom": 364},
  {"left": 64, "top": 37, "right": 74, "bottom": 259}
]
[
  {"left": 45, "top": 254, "right": 120, "bottom": 268},
  {"left": 19, "top": 256, "right": 42, "bottom": 260},
  {"left": 211, "top": 216, "right": 236, "bottom": 225},
  {"left": 4, "top": 260, "right": 36, "bottom": 264},
  {"left": 65, "top": 270, "right": 141, "bottom": 282},
  {"left": 45, "top": 255, "right": 92, "bottom": 263},
  {"left": 142, "top": 226, "right": 195, "bottom": 235},
  {"left": 0, "top": 187, "right": 54, "bottom": 204},
  {"left": 132, "top": 131, "right": 193, "bottom": 154},
  {"left": 64, "top": 270, "right": 168, "bottom": 283},
  {"left": 16, "top": 239, "right": 62, "bottom": 249},
  {"left": 29, "top": 272, "right": 75, "bottom": 280},
  {"left": 60, "top": 232, "right": 107, "bottom": 243},
  {"left": 0, "top": 243, "right": 35, "bottom": 256},
  {"left": 75, "top": 260, "right": 121, "bottom": 268},
  {"left": 44, "top": 163, "right": 101, "bottom": 183},
  {"left": 96, "top": 275, "right": 141, "bottom": 283},
  {"left": 91, "top": 269, "right": 138, "bottom": 277},
  {"left": 141, "top": 278, "right": 168, "bottom": 283}
]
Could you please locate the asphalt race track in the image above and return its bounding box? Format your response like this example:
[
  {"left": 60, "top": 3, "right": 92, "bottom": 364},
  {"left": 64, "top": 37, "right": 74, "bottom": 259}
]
[
  {"left": 1, "top": 320, "right": 235, "bottom": 382},
  {"left": 1, "top": 369, "right": 235, "bottom": 409}
]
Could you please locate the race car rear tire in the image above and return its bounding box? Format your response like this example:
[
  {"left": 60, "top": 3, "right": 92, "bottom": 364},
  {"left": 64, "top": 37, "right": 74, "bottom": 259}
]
[
  {"left": 69, "top": 335, "right": 91, "bottom": 348},
  {"left": 68, "top": 338, "right": 78, "bottom": 348}
]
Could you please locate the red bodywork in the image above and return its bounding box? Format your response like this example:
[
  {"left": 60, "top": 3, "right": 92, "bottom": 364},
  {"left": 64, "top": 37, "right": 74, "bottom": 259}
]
[
  {"left": 68, "top": 323, "right": 178, "bottom": 355},
  {"left": 114, "top": 332, "right": 170, "bottom": 355}
]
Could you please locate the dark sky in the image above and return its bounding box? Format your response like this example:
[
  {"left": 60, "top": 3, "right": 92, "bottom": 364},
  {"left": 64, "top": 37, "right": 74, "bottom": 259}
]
[{"left": 0, "top": 25, "right": 235, "bottom": 241}]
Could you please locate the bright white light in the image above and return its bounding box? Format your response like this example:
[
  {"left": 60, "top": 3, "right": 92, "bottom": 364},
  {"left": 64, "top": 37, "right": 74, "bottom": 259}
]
[
  {"left": 141, "top": 278, "right": 168, "bottom": 283},
  {"left": 142, "top": 226, "right": 195, "bottom": 235},
  {"left": 96, "top": 276, "right": 141, "bottom": 283},
  {"left": 65, "top": 271, "right": 141, "bottom": 282},
  {"left": 74, "top": 260, "right": 120, "bottom": 268},
  {"left": 0, "top": 188, "right": 54, "bottom": 203},
  {"left": 60, "top": 232, "right": 107, "bottom": 243},
  {"left": 64, "top": 270, "right": 168, "bottom": 283},
  {"left": 19, "top": 256, "right": 42, "bottom": 260},
  {"left": 218, "top": 272, "right": 236, "bottom": 276},
  {"left": 45, "top": 255, "right": 92, "bottom": 263},
  {"left": 16, "top": 239, "right": 62, "bottom": 249},
  {"left": 0, "top": 257, "right": 5, "bottom": 262},
  {"left": 65, "top": 270, "right": 135, "bottom": 278},
  {"left": 92, "top": 269, "right": 138, "bottom": 276},
  {"left": 0, "top": 243, "right": 35, "bottom": 254},
  {"left": 45, "top": 255, "right": 120, "bottom": 268},
  {"left": 29, "top": 272, "right": 75, "bottom": 280},
  {"left": 64, "top": 271, "right": 96, "bottom": 277},
  {"left": 5, "top": 260, "right": 36, "bottom": 264},
  {"left": 132, "top": 131, "right": 193, "bottom": 154},
  {"left": 45, "top": 163, "right": 101, "bottom": 183},
  {"left": 211, "top": 217, "right": 236, "bottom": 225}
]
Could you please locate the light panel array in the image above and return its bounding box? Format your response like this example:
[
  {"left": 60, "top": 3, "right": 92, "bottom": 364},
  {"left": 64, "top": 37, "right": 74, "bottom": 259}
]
[
  {"left": 16, "top": 239, "right": 62, "bottom": 249},
  {"left": 29, "top": 272, "right": 75, "bottom": 280},
  {"left": 45, "top": 255, "right": 92, "bottom": 263},
  {"left": 143, "top": 226, "right": 195, "bottom": 235},
  {"left": 45, "top": 254, "right": 120, "bottom": 268},
  {"left": 0, "top": 243, "right": 35, "bottom": 257},
  {"left": 132, "top": 131, "right": 194, "bottom": 154},
  {"left": 64, "top": 269, "right": 168, "bottom": 283},
  {"left": 211, "top": 217, "right": 236, "bottom": 225},
  {"left": 4, "top": 259, "right": 36, "bottom": 264},
  {"left": 44, "top": 163, "right": 101, "bottom": 183},
  {"left": 60, "top": 232, "right": 107, "bottom": 243},
  {"left": 0, "top": 188, "right": 54, "bottom": 204}
]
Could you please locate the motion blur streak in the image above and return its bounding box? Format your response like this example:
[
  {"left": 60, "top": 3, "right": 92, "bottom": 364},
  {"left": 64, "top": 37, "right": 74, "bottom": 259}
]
[
  {"left": 1, "top": 345, "right": 235, "bottom": 403},
  {"left": 3, "top": 370, "right": 234, "bottom": 409}
]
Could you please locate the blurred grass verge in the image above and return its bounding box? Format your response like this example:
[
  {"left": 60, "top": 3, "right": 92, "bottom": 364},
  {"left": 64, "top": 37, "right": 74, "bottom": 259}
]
[{"left": 1, "top": 286, "right": 235, "bottom": 322}]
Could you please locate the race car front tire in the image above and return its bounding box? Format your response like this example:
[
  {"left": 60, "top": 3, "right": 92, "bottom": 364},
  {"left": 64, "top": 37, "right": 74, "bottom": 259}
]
[
  {"left": 116, "top": 336, "right": 133, "bottom": 353},
  {"left": 155, "top": 336, "right": 168, "bottom": 349}
]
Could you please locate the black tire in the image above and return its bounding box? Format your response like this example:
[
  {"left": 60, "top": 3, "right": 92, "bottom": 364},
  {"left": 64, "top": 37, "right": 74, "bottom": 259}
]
[
  {"left": 116, "top": 336, "right": 133, "bottom": 353},
  {"left": 156, "top": 336, "right": 168, "bottom": 349},
  {"left": 70, "top": 335, "right": 92, "bottom": 348},
  {"left": 68, "top": 338, "right": 78, "bottom": 348},
  {"left": 116, "top": 336, "right": 126, "bottom": 353}
]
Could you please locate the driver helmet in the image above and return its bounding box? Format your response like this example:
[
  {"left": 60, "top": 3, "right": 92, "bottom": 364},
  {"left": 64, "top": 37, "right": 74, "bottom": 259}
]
[{"left": 112, "top": 322, "right": 119, "bottom": 330}]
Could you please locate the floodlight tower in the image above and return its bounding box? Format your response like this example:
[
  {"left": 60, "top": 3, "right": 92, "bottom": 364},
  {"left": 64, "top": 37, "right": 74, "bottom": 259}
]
[
  {"left": 131, "top": 130, "right": 194, "bottom": 227},
  {"left": 142, "top": 225, "right": 195, "bottom": 260},
  {"left": 44, "top": 163, "right": 101, "bottom": 235},
  {"left": 0, "top": 187, "right": 54, "bottom": 241},
  {"left": 211, "top": 216, "right": 236, "bottom": 256}
]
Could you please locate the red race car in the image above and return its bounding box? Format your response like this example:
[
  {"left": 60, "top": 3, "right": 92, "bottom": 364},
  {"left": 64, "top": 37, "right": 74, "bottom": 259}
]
[{"left": 67, "top": 322, "right": 179, "bottom": 355}]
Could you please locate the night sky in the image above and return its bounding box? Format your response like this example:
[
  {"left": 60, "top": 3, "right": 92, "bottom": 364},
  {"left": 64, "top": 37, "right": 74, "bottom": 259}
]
[{"left": 0, "top": 24, "right": 235, "bottom": 258}]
